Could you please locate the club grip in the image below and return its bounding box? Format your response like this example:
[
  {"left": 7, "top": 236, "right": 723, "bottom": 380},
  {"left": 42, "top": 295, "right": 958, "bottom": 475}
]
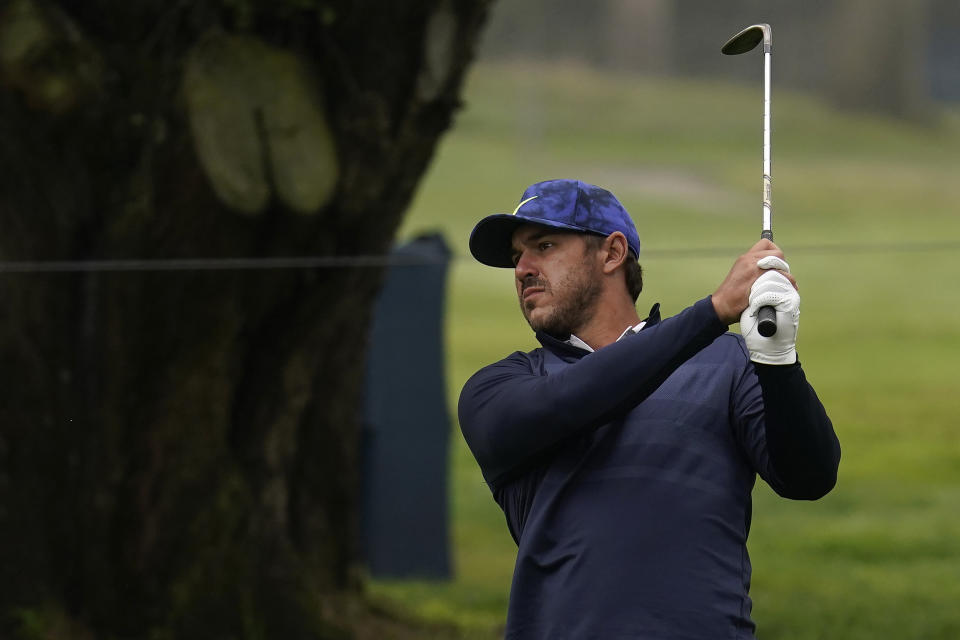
[
  {"left": 757, "top": 305, "right": 777, "bottom": 337},
  {"left": 758, "top": 229, "right": 777, "bottom": 336}
]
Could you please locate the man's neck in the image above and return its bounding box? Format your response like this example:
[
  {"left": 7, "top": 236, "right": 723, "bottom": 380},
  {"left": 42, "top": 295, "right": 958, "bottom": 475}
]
[{"left": 573, "top": 305, "right": 643, "bottom": 351}]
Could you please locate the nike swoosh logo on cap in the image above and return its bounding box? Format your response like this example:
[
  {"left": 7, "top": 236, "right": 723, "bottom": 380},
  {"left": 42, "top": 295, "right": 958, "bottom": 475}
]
[{"left": 512, "top": 195, "right": 539, "bottom": 215}]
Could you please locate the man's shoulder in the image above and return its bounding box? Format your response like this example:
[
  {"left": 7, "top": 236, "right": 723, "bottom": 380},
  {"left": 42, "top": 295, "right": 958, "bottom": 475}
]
[
  {"left": 469, "top": 347, "right": 546, "bottom": 379},
  {"left": 459, "top": 345, "right": 559, "bottom": 401},
  {"left": 713, "top": 330, "right": 751, "bottom": 357},
  {"left": 678, "top": 328, "right": 752, "bottom": 369}
]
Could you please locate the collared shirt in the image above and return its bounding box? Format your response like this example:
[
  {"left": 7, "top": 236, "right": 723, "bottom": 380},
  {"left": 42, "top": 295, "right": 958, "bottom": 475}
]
[{"left": 564, "top": 320, "right": 648, "bottom": 352}]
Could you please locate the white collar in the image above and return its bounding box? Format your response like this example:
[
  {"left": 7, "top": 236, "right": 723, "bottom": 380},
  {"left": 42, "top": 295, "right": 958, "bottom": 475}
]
[{"left": 564, "top": 320, "right": 647, "bottom": 353}]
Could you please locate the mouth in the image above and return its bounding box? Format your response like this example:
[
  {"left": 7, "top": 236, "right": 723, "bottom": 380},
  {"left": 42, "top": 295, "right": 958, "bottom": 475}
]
[{"left": 521, "top": 286, "right": 545, "bottom": 301}]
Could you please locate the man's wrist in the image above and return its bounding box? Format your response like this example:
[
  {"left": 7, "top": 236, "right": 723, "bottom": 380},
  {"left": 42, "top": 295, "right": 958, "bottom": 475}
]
[
  {"left": 748, "top": 348, "right": 797, "bottom": 366},
  {"left": 710, "top": 294, "right": 737, "bottom": 326}
]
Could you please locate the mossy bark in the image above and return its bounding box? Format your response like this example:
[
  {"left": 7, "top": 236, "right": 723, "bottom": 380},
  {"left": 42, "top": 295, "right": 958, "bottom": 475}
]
[{"left": 0, "top": 1, "right": 491, "bottom": 637}]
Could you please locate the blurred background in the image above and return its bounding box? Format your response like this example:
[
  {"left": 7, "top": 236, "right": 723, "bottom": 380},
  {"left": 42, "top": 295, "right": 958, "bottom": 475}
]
[
  {"left": 0, "top": 0, "right": 958, "bottom": 638},
  {"left": 383, "top": 1, "right": 960, "bottom": 638}
]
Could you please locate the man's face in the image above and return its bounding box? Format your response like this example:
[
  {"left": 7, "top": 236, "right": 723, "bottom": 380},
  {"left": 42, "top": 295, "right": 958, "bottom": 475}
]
[{"left": 510, "top": 225, "right": 603, "bottom": 337}]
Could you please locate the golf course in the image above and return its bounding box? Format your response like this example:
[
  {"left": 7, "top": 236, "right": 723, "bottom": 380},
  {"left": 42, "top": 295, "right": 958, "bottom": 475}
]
[{"left": 371, "top": 60, "right": 960, "bottom": 639}]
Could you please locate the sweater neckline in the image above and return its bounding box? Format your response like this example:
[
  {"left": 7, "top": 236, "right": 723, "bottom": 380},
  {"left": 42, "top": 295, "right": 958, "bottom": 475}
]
[{"left": 535, "top": 303, "right": 661, "bottom": 356}]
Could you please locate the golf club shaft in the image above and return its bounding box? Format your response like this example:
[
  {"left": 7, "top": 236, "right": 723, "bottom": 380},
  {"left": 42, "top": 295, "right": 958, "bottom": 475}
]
[
  {"left": 757, "top": 43, "right": 777, "bottom": 337},
  {"left": 762, "top": 46, "right": 771, "bottom": 238}
]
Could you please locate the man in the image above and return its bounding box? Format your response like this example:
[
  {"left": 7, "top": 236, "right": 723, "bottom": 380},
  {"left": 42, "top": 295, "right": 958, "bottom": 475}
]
[{"left": 458, "top": 179, "right": 840, "bottom": 639}]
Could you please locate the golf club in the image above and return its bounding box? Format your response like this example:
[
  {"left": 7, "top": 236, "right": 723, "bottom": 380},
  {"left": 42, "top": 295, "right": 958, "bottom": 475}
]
[{"left": 722, "top": 23, "right": 777, "bottom": 337}]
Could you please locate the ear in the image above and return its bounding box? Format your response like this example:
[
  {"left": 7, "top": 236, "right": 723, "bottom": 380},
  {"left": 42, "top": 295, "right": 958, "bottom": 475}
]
[{"left": 600, "top": 232, "right": 629, "bottom": 275}]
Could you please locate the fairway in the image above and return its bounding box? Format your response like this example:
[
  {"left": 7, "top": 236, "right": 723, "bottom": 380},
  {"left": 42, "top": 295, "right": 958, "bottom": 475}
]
[{"left": 371, "top": 61, "right": 960, "bottom": 639}]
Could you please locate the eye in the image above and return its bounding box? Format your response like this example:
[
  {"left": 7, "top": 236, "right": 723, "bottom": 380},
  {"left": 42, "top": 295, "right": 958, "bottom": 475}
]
[
  {"left": 538, "top": 241, "right": 554, "bottom": 251},
  {"left": 511, "top": 252, "right": 521, "bottom": 267}
]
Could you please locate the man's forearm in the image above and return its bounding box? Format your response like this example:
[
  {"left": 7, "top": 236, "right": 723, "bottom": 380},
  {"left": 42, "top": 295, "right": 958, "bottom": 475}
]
[{"left": 756, "top": 361, "right": 841, "bottom": 500}]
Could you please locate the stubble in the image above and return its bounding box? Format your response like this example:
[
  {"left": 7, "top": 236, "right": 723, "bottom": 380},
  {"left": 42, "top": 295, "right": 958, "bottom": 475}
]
[{"left": 520, "top": 254, "right": 603, "bottom": 338}]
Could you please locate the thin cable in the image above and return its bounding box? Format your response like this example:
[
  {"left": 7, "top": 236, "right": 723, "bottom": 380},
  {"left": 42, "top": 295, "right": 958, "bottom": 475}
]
[
  {"left": 0, "top": 254, "right": 449, "bottom": 273},
  {"left": 0, "top": 240, "right": 955, "bottom": 273},
  {"left": 641, "top": 240, "right": 960, "bottom": 259}
]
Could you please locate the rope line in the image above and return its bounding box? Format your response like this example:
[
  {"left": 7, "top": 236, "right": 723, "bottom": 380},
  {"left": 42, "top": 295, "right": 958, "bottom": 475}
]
[
  {"left": 0, "top": 241, "right": 956, "bottom": 273},
  {"left": 0, "top": 254, "right": 449, "bottom": 273},
  {"left": 641, "top": 240, "right": 960, "bottom": 258}
]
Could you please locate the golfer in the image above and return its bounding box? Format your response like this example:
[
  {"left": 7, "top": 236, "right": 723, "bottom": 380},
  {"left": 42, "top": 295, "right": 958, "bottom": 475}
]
[{"left": 458, "top": 179, "right": 840, "bottom": 639}]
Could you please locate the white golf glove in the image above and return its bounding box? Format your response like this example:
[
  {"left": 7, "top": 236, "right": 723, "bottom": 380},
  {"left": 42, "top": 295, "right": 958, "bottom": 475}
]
[{"left": 740, "top": 256, "right": 799, "bottom": 365}]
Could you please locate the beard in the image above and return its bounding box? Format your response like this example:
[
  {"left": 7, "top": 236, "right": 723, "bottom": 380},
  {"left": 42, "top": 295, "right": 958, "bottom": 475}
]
[{"left": 519, "top": 259, "right": 603, "bottom": 338}]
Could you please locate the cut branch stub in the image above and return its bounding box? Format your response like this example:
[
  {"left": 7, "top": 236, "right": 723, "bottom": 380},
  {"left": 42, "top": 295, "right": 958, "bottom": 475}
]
[
  {"left": 416, "top": 0, "right": 458, "bottom": 103},
  {"left": 183, "top": 33, "right": 339, "bottom": 217},
  {"left": 0, "top": 0, "right": 103, "bottom": 114}
]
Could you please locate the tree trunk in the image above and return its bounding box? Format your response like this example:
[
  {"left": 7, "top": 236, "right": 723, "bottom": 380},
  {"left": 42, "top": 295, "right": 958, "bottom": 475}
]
[{"left": 0, "top": 0, "right": 490, "bottom": 637}]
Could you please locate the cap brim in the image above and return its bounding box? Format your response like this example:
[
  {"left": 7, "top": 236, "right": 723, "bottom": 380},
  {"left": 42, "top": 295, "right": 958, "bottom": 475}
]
[{"left": 469, "top": 214, "right": 597, "bottom": 268}]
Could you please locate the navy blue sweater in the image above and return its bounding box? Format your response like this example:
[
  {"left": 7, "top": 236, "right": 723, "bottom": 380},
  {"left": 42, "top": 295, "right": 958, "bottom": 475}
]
[{"left": 458, "top": 297, "right": 840, "bottom": 639}]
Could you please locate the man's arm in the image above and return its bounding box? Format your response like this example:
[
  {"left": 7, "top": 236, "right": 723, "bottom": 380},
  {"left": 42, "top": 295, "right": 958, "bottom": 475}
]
[
  {"left": 756, "top": 361, "right": 840, "bottom": 498},
  {"left": 458, "top": 297, "right": 726, "bottom": 487},
  {"left": 460, "top": 238, "right": 789, "bottom": 489},
  {"left": 733, "top": 352, "right": 840, "bottom": 500},
  {"left": 728, "top": 241, "right": 839, "bottom": 497}
]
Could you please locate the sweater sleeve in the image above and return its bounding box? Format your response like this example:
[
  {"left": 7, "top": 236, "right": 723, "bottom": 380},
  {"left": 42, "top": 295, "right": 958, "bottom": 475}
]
[
  {"left": 733, "top": 352, "right": 841, "bottom": 500},
  {"left": 756, "top": 362, "right": 841, "bottom": 498},
  {"left": 458, "top": 296, "right": 727, "bottom": 488}
]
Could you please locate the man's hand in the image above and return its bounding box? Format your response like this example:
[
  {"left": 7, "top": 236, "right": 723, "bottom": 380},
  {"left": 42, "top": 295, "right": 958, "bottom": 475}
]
[
  {"left": 711, "top": 239, "right": 796, "bottom": 325},
  {"left": 740, "top": 268, "right": 800, "bottom": 364}
]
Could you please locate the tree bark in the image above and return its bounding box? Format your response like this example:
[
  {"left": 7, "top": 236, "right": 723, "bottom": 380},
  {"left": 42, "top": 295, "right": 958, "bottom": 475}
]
[{"left": 0, "top": 0, "right": 490, "bottom": 637}]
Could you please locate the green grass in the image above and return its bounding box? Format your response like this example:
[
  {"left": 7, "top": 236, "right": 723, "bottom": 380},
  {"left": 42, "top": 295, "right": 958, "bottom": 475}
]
[{"left": 369, "top": 61, "right": 960, "bottom": 638}]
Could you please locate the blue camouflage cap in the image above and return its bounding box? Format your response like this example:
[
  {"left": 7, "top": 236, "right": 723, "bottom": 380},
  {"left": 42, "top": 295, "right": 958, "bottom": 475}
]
[{"left": 469, "top": 179, "right": 641, "bottom": 268}]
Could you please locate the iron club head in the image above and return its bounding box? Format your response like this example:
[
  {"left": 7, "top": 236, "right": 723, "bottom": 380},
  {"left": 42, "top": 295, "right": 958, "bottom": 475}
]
[{"left": 721, "top": 23, "right": 772, "bottom": 55}]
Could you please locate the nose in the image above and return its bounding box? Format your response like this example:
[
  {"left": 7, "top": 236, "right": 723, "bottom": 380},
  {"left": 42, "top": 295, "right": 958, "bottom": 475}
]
[{"left": 514, "top": 250, "right": 538, "bottom": 282}]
